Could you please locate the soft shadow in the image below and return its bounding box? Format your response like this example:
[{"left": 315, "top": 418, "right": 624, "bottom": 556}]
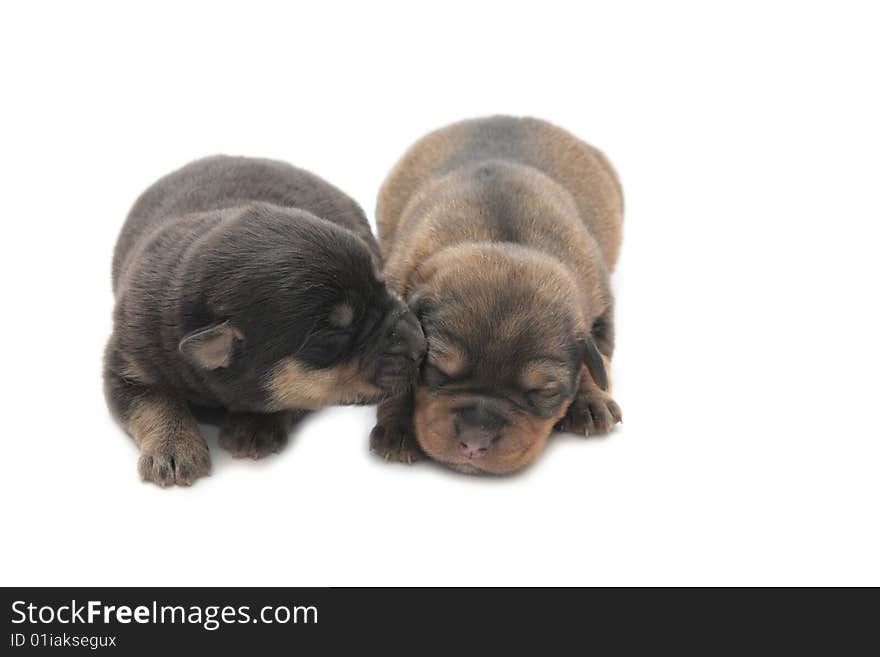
[
  {"left": 367, "top": 424, "right": 622, "bottom": 485},
  {"left": 198, "top": 410, "right": 322, "bottom": 472}
]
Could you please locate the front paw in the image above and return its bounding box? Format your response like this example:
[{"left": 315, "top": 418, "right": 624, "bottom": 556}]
[
  {"left": 219, "top": 413, "right": 292, "bottom": 459},
  {"left": 138, "top": 435, "right": 211, "bottom": 487},
  {"left": 556, "top": 391, "right": 622, "bottom": 436},
  {"left": 370, "top": 423, "right": 424, "bottom": 464}
]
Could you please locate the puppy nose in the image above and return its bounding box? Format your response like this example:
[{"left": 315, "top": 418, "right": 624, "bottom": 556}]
[
  {"left": 386, "top": 311, "right": 426, "bottom": 363},
  {"left": 458, "top": 432, "right": 497, "bottom": 457},
  {"left": 455, "top": 401, "right": 505, "bottom": 458}
]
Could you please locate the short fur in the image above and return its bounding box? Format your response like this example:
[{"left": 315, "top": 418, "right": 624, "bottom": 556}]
[
  {"left": 105, "top": 156, "right": 425, "bottom": 486},
  {"left": 372, "top": 117, "right": 623, "bottom": 474}
]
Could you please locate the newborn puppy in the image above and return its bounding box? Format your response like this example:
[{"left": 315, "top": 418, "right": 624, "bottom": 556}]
[
  {"left": 372, "top": 116, "right": 623, "bottom": 474},
  {"left": 105, "top": 156, "right": 425, "bottom": 486}
]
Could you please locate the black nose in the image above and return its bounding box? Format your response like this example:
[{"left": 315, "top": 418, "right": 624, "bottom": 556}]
[{"left": 385, "top": 311, "right": 426, "bottom": 363}]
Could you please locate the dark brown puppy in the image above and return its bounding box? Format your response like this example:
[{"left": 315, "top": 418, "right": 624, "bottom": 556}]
[
  {"left": 105, "top": 156, "right": 425, "bottom": 486},
  {"left": 372, "top": 116, "right": 622, "bottom": 474}
]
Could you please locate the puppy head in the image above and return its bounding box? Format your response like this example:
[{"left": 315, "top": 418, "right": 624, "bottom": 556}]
[
  {"left": 178, "top": 204, "right": 426, "bottom": 410},
  {"left": 405, "top": 243, "right": 605, "bottom": 474}
]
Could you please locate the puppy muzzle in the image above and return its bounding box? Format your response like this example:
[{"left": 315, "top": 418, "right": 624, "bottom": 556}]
[
  {"left": 375, "top": 308, "right": 426, "bottom": 390},
  {"left": 454, "top": 400, "right": 507, "bottom": 459},
  {"left": 385, "top": 310, "right": 427, "bottom": 362}
]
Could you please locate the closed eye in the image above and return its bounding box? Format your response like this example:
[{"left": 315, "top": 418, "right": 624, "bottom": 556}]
[
  {"left": 319, "top": 330, "right": 352, "bottom": 355},
  {"left": 325, "top": 327, "right": 354, "bottom": 341},
  {"left": 527, "top": 388, "right": 563, "bottom": 406}
]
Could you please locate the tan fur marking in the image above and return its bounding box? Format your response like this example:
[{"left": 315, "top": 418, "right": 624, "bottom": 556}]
[
  {"left": 329, "top": 303, "right": 354, "bottom": 328},
  {"left": 520, "top": 360, "right": 570, "bottom": 391},
  {"left": 413, "top": 387, "right": 569, "bottom": 475},
  {"left": 266, "top": 357, "right": 381, "bottom": 410},
  {"left": 128, "top": 395, "right": 211, "bottom": 486},
  {"left": 129, "top": 397, "right": 192, "bottom": 448},
  {"left": 119, "top": 355, "right": 152, "bottom": 385},
  {"left": 427, "top": 336, "right": 467, "bottom": 376}
]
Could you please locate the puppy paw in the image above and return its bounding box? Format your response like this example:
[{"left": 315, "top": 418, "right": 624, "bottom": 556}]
[
  {"left": 370, "top": 423, "right": 424, "bottom": 464},
  {"left": 138, "top": 435, "right": 211, "bottom": 487},
  {"left": 556, "top": 391, "right": 622, "bottom": 436},
  {"left": 219, "top": 412, "right": 293, "bottom": 459}
]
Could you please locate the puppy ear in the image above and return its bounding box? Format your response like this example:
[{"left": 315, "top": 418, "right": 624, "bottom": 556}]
[
  {"left": 179, "top": 321, "right": 244, "bottom": 370},
  {"left": 581, "top": 337, "right": 608, "bottom": 391}
]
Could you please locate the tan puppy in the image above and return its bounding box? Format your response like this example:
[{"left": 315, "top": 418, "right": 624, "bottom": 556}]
[{"left": 371, "top": 116, "right": 623, "bottom": 474}]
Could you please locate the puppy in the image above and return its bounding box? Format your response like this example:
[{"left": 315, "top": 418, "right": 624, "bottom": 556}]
[
  {"left": 372, "top": 116, "right": 622, "bottom": 474},
  {"left": 105, "top": 156, "right": 426, "bottom": 486}
]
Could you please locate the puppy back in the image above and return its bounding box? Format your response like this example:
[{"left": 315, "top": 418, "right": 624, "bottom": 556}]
[
  {"left": 377, "top": 116, "right": 623, "bottom": 271},
  {"left": 113, "top": 156, "right": 377, "bottom": 290}
]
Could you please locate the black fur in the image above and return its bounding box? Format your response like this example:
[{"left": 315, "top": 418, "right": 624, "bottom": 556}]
[{"left": 105, "top": 156, "right": 425, "bottom": 485}]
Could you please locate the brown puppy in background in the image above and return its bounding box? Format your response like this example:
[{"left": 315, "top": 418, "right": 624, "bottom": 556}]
[{"left": 372, "top": 116, "right": 623, "bottom": 474}]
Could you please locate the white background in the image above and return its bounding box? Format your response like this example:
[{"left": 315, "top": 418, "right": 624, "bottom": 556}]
[{"left": 1, "top": 1, "right": 878, "bottom": 586}]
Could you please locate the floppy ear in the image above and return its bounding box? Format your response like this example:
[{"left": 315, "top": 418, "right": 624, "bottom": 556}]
[
  {"left": 581, "top": 337, "right": 608, "bottom": 391},
  {"left": 178, "top": 321, "right": 244, "bottom": 370}
]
